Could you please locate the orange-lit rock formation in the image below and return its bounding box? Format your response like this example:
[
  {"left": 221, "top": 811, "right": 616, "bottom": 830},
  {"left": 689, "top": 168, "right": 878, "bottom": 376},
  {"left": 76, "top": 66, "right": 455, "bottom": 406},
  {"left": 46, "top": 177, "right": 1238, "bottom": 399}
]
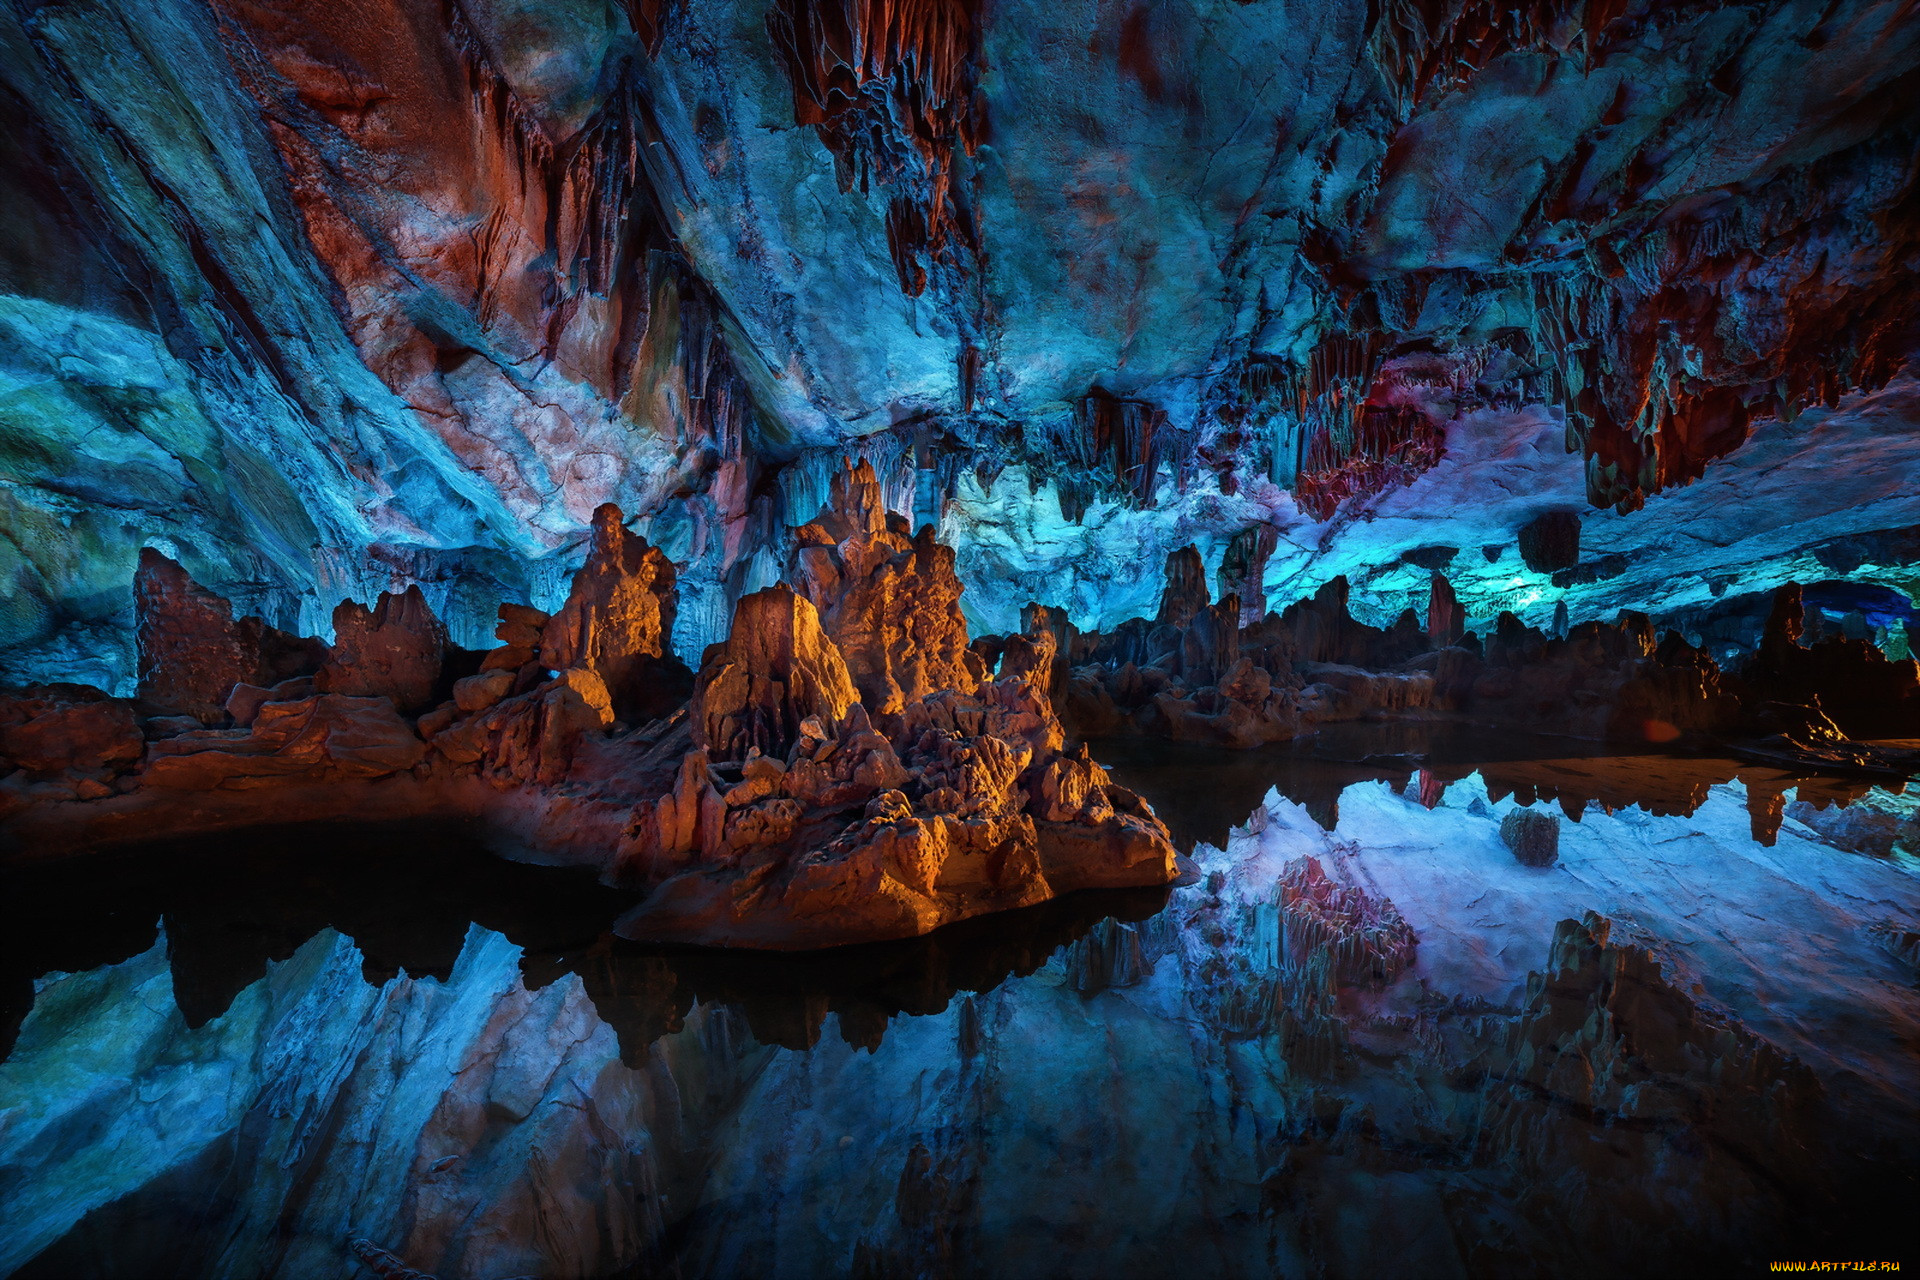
[
  {"left": 2, "top": 485, "right": 1178, "bottom": 948},
  {"left": 790, "top": 459, "right": 979, "bottom": 716}
]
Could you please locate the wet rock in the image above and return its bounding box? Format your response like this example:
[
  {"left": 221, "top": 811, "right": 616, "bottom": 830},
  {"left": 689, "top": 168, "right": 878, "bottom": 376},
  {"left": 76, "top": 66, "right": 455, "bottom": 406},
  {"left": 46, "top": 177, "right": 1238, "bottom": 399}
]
[
  {"left": 1501, "top": 809, "right": 1560, "bottom": 868},
  {"left": 1869, "top": 922, "right": 1920, "bottom": 979},
  {"left": 1786, "top": 799, "right": 1920, "bottom": 859}
]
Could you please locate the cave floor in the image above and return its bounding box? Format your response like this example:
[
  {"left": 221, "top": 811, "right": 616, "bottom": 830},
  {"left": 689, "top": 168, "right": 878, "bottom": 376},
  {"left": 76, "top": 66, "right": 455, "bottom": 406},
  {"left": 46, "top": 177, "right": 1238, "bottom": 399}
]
[{"left": 2, "top": 724, "right": 1916, "bottom": 1279}]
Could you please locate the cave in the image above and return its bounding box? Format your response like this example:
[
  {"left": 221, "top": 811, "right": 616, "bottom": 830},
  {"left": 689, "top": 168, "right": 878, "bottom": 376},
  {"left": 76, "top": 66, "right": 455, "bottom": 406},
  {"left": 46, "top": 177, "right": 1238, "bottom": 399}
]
[{"left": 2, "top": 1, "right": 1918, "bottom": 1276}]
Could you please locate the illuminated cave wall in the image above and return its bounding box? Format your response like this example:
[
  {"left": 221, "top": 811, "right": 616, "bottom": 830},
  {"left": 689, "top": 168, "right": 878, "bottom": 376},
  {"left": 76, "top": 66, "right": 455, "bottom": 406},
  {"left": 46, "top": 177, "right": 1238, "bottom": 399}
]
[{"left": 3, "top": 0, "right": 1917, "bottom": 690}]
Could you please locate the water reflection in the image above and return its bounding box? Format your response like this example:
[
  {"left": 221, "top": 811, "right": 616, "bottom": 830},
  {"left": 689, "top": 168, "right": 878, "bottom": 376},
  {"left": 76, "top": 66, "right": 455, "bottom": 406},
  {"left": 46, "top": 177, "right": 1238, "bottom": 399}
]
[
  {"left": 1091, "top": 722, "right": 1894, "bottom": 851},
  {"left": 2, "top": 822, "right": 1168, "bottom": 1061},
  {"left": 1, "top": 821, "right": 626, "bottom": 1055},
  {"left": 4, "top": 730, "right": 1917, "bottom": 1279},
  {"left": 580, "top": 885, "right": 1169, "bottom": 1057}
]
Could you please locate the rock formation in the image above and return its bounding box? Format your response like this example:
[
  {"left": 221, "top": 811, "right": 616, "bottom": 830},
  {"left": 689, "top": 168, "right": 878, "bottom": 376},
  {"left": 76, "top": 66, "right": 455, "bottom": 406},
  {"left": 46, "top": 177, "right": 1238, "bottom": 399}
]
[
  {"left": 133, "top": 550, "right": 324, "bottom": 725},
  {"left": 143, "top": 695, "right": 427, "bottom": 790},
  {"left": 1025, "top": 544, "right": 1900, "bottom": 759},
  {"left": 1744, "top": 583, "right": 1920, "bottom": 739},
  {"left": 1276, "top": 856, "right": 1417, "bottom": 989},
  {"left": 3, "top": 2, "right": 1920, "bottom": 1271},
  {"left": 617, "top": 580, "right": 1176, "bottom": 948},
  {"left": 539, "top": 504, "right": 685, "bottom": 722},
  {"left": 315, "top": 585, "right": 447, "bottom": 714},
  {"left": 0, "top": 685, "right": 143, "bottom": 812},
  {"left": 789, "top": 459, "right": 979, "bottom": 716},
  {"left": 3, "top": 481, "right": 1175, "bottom": 949},
  {"left": 691, "top": 586, "right": 860, "bottom": 762},
  {"left": 1500, "top": 809, "right": 1560, "bottom": 867}
]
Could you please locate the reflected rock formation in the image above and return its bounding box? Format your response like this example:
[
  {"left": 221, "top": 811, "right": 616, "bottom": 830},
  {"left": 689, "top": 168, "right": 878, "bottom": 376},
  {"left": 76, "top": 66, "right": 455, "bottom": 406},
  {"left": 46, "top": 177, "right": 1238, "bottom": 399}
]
[{"left": 3, "top": 775, "right": 1916, "bottom": 1278}]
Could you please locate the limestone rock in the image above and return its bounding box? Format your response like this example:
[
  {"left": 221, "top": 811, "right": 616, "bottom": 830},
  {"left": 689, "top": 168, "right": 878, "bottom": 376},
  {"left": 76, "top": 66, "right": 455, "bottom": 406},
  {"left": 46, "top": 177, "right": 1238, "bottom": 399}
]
[
  {"left": 691, "top": 586, "right": 860, "bottom": 763},
  {"left": 540, "top": 504, "right": 681, "bottom": 721},
  {"left": 996, "top": 629, "right": 1056, "bottom": 693},
  {"left": 0, "top": 686, "right": 142, "bottom": 776},
  {"left": 1218, "top": 525, "right": 1279, "bottom": 625},
  {"left": 17, "top": 514, "right": 1177, "bottom": 955},
  {"left": 314, "top": 586, "right": 447, "bottom": 713},
  {"left": 453, "top": 669, "right": 516, "bottom": 715},
  {"left": 496, "top": 603, "right": 550, "bottom": 647},
  {"left": 789, "top": 459, "right": 975, "bottom": 715},
  {"left": 134, "top": 550, "right": 323, "bottom": 724},
  {"left": 1518, "top": 510, "right": 1582, "bottom": 573},
  {"left": 1743, "top": 583, "right": 1920, "bottom": 738},
  {"left": 430, "top": 673, "right": 612, "bottom": 788},
  {"left": 1277, "top": 857, "right": 1418, "bottom": 988},
  {"left": 1494, "top": 912, "right": 1821, "bottom": 1192},
  {"left": 1155, "top": 544, "right": 1209, "bottom": 630},
  {"left": 1427, "top": 572, "right": 1464, "bottom": 648},
  {"left": 616, "top": 656, "right": 1175, "bottom": 949},
  {"left": 1501, "top": 809, "right": 1561, "bottom": 868},
  {"left": 225, "top": 678, "right": 317, "bottom": 730},
  {"left": 142, "top": 695, "right": 426, "bottom": 789}
]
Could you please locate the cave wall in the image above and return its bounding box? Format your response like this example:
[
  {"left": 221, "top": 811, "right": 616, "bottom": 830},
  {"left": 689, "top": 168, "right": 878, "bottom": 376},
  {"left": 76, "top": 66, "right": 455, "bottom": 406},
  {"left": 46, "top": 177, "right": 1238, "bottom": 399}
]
[{"left": 3, "top": 0, "right": 1917, "bottom": 689}]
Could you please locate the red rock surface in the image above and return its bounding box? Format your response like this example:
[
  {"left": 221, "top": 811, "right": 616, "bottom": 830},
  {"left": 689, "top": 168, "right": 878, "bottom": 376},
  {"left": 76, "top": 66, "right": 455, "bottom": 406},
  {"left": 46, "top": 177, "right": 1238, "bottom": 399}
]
[
  {"left": 691, "top": 585, "right": 861, "bottom": 761},
  {"left": 429, "top": 669, "right": 614, "bottom": 788},
  {"left": 134, "top": 550, "right": 324, "bottom": 725},
  {"left": 609, "top": 562, "right": 1175, "bottom": 948},
  {"left": 0, "top": 687, "right": 143, "bottom": 776},
  {"left": 142, "top": 695, "right": 426, "bottom": 789},
  {"left": 316, "top": 585, "right": 447, "bottom": 714}
]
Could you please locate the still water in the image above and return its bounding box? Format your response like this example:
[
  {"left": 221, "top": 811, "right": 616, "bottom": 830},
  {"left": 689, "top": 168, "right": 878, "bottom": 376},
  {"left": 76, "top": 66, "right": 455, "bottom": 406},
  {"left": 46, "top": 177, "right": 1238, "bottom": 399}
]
[{"left": 3, "top": 727, "right": 1916, "bottom": 1278}]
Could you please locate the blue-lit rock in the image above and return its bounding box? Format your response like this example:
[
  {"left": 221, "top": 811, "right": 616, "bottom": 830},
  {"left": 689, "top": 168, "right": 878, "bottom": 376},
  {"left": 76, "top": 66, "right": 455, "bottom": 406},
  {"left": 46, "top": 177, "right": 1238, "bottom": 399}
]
[
  {"left": 5, "top": 772, "right": 1916, "bottom": 1276},
  {"left": 4, "top": 0, "right": 1918, "bottom": 683}
]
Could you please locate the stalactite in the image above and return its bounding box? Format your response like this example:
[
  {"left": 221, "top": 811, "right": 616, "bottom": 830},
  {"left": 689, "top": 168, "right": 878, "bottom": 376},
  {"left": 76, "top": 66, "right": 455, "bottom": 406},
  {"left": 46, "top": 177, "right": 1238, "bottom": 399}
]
[
  {"left": 767, "top": 0, "right": 986, "bottom": 300},
  {"left": 1369, "top": 0, "right": 1627, "bottom": 118},
  {"left": 1219, "top": 526, "right": 1279, "bottom": 626},
  {"left": 1294, "top": 404, "right": 1445, "bottom": 522}
]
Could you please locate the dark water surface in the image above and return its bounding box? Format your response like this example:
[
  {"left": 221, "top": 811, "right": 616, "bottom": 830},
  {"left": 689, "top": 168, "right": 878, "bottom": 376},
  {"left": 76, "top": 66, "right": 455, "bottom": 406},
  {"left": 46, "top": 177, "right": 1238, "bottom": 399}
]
[{"left": 2, "top": 727, "right": 1914, "bottom": 1278}]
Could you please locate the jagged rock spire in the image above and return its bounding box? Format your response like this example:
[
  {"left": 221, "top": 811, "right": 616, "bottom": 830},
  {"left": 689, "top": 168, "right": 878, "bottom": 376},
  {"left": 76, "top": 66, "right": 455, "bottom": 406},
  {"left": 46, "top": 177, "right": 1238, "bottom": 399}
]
[{"left": 541, "top": 504, "right": 680, "bottom": 721}]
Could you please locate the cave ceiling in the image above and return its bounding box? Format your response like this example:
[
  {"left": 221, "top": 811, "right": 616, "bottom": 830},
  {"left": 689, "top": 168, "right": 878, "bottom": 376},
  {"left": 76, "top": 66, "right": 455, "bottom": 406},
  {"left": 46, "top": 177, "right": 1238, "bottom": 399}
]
[{"left": 2, "top": 0, "right": 1917, "bottom": 687}]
